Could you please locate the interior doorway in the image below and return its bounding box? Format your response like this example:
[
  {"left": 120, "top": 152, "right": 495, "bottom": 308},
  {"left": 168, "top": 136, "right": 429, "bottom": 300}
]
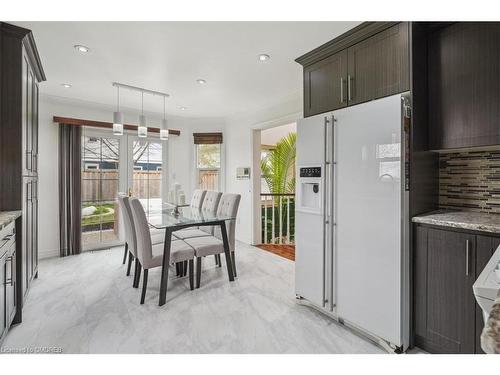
[{"left": 254, "top": 122, "right": 297, "bottom": 261}]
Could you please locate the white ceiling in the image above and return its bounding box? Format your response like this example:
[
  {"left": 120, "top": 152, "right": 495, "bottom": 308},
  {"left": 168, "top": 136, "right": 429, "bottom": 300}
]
[{"left": 15, "top": 21, "right": 360, "bottom": 118}]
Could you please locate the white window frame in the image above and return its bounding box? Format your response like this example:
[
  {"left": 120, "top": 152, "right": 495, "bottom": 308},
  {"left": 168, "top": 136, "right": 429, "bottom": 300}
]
[{"left": 194, "top": 142, "right": 224, "bottom": 192}]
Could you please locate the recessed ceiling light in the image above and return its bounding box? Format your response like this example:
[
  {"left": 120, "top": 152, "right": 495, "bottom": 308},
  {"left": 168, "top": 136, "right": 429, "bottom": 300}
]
[
  {"left": 61, "top": 83, "right": 72, "bottom": 88},
  {"left": 196, "top": 79, "right": 206, "bottom": 84},
  {"left": 180, "top": 107, "right": 187, "bottom": 111},
  {"left": 74, "top": 44, "right": 90, "bottom": 53},
  {"left": 258, "top": 54, "right": 270, "bottom": 62}
]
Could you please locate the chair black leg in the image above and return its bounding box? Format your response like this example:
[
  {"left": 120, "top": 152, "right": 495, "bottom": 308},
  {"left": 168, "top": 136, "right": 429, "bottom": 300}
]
[
  {"left": 140, "top": 269, "right": 149, "bottom": 304},
  {"left": 179, "top": 261, "right": 184, "bottom": 277},
  {"left": 214, "top": 254, "right": 219, "bottom": 266},
  {"left": 133, "top": 259, "right": 141, "bottom": 288},
  {"left": 126, "top": 252, "right": 134, "bottom": 276},
  {"left": 175, "top": 262, "right": 180, "bottom": 276},
  {"left": 183, "top": 260, "right": 188, "bottom": 276},
  {"left": 122, "top": 242, "right": 128, "bottom": 264},
  {"left": 196, "top": 257, "right": 202, "bottom": 289},
  {"left": 231, "top": 251, "right": 237, "bottom": 277},
  {"left": 188, "top": 259, "right": 194, "bottom": 291},
  {"left": 217, "top": 254, "right": 222, "bottom": 268}
]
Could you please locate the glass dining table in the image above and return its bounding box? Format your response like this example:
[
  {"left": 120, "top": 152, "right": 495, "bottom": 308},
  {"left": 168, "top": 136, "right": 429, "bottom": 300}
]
[{"left": 147, "top": 203, "right": 237, "bottom": 306}]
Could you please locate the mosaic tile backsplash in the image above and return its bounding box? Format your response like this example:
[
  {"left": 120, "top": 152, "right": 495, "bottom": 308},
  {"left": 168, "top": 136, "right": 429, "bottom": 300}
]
[{"left": 439, "top": 150, "right": 500, "bottom": 213}]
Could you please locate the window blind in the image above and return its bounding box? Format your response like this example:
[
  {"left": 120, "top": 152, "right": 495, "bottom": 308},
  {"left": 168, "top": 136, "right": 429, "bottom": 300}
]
[{"left": 193, "top": 132, "right": 223, "bottom": 144}]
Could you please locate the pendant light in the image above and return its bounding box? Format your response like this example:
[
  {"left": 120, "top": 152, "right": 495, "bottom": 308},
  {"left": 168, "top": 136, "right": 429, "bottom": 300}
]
[
  {"left": 112, "top": 86, "right": 124, "bottom": 135},
  {"left": 138, "top": 91, "right": 147, "bottom": 138},
  {"left": 160, "top": 96, "right": 169, "bottom": 141}
]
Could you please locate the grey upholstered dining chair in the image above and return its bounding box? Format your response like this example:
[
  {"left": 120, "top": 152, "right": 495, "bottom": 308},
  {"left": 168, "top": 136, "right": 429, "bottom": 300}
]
[
  {"left": 174, "top": 190, "right": 222, "bottom": 240},
  {"left": 130, "top": 198, "right": 195, "bottom": 304},
  {"left": 118, "top": 196, "right": 165, "bottom": 286},
  {"left": 184, "top": 193, "right": 241, "bottom": 288}
]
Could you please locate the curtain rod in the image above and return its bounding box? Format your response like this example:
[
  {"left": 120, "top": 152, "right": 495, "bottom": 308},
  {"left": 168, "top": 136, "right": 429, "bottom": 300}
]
[{"left": 53, "top": 116, "right": 180, "bottom": 136}]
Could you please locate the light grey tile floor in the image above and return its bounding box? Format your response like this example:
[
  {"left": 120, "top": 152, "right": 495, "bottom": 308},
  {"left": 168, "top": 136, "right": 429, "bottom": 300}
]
[{"left": 2, "top": 242, "right": 385, "bottom": 354}]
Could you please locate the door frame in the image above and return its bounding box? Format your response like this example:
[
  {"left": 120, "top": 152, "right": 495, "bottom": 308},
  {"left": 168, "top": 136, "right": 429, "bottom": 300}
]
[
  {"left": 250, "top": 112, "right": 301, "bottom": 245},
  {"left": 80, "top": 128, "right": 169, "bottom": 251}
]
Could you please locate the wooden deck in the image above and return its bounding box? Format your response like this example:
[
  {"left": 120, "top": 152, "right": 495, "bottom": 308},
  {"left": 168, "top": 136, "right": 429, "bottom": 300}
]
[{"left": 255, "top": 244, "right": 295, "bottom": 261}]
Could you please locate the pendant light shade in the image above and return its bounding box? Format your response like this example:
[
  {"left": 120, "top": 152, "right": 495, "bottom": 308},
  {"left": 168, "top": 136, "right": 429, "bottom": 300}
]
[
  {"left": 113, "top": 86, "right": 124, "bottom": 135},
  {"left": 113, "top": 111, "right": 124, "bottom": 135},
  {"left": 160, "top": 97, "right": 169, "bottom": 141},
  {"left": 138, "top": 92, "right": 147, "bottom": 138},
  {"left": 138, "top": 115, "right": 147, "bottom": 138},
  {"left": 160, "top": 118, "right": 169, "bottom": 140}
]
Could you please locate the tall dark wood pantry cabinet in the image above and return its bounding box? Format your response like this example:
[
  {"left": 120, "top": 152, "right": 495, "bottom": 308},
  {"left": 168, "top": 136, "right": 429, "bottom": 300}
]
[{"left": 0, "top": 22, "right": 46, "bottom": 327}]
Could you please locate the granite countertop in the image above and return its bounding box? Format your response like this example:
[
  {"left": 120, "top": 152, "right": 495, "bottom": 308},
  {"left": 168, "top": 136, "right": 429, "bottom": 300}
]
[
  {"left": 412, "top": 210, "right": 500, "bottom": 234},
  {"left": 0, "top": 210, "right": 22, "bottom": 231}
]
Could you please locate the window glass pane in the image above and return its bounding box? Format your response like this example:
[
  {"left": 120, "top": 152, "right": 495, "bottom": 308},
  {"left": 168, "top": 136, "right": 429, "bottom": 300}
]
[
  {"left": 196, "top": 144, "right": 221, "bottom": 169},
  {"left": 81, "top": 134, "right": 120, "bottom": 249},
  {"left": 133, "top": 140, "right": 163, "bottom": 215},
  {"left": 199, "top": 170, "right": 219, "bottom": 191}
]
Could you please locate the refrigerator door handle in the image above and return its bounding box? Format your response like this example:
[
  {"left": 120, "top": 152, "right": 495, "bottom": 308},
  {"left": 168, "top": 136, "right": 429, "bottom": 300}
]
[
  {"left": 322, "top": 115, "right": 329, "bottom": 307},
  {"left": 329, "top": 115, "right": 336, "bottom": 311}
]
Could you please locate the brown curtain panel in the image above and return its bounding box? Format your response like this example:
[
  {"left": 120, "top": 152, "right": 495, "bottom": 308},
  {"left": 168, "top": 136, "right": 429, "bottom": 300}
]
[
  {"left": 193, "top": 132, "right": 223, "bottom": 144},
  {"left": 59, "top": 124, "right": 82, "bottom": 257}
]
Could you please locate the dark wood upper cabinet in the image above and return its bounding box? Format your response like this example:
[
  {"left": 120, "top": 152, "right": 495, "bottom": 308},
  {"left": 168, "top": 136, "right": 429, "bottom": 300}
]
[
  {"left": 297, "top": 22, "right": 409, "bottom": 117},
  {"left": 304, "top": 49, "right": 347, "bottom": 116},
  {"left": 347, "top": 22, "right": 409, "bottom": 106},
  {"left": 428, "top": 23, "right": 500, "bottom": 150}
]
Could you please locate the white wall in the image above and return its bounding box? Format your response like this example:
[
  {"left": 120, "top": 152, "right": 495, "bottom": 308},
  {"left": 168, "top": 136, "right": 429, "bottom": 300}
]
[
  {"left": 38, "top": 92, "right": 301, "bottom": 257},
  {"left": 225, "top": 95, "right": 302, "bottom": 244},
  {"left": 261, "top": 122, "right": 297, "bottom": 146},
  {"left": 38, "top": 94, "right": 225, "bottom": 258}
]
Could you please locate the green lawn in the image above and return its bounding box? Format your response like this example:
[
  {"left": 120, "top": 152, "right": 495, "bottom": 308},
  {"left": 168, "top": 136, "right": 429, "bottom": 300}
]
[{"left": 82, "top": 203, "right": 115, "bottom": 226}]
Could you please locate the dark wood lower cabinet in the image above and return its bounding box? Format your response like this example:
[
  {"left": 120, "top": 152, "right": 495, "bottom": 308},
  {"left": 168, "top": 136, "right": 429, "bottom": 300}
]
[
  {"left": 0, "top": 251, "right": 6, "bottom": 341},
  {"left": 0, "top": 220, "right": 17, "bottom": 344},
  {"left": 414, "top": 225, "right": 500, "bottom": 353}
]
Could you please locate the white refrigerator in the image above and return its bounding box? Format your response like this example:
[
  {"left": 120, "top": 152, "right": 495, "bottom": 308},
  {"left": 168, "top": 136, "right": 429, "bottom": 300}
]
[{"left": 295, "top": 93, "right": 410, "bottom": 352}]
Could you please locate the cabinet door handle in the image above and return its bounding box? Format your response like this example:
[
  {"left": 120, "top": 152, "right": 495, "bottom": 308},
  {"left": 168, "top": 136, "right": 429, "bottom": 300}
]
[
  {"left": 465, "top": 239, "right": 470, "bottom": 276},
  {"left": 347, "top": 75, "right": 353, "bottom": 101},
  {"left": 5, "top": 256, "right": 13, "bottom": 286},
  {"left": 340, "top": 77, "right": 344, "bottom": 103}
]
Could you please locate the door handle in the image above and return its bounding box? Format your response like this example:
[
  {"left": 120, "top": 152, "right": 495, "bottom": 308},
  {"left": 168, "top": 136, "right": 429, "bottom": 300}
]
[
  {"left": 5, "top": 256, "right": 14, "bottom": 286},
  {"left": 465, "top": 240, "right": 470, "bottom": 276},
  {"left": 348, "top": 75, "right": 353, "bottom": 102},
  {"left": 340, "top": 78, "right": 345, "bottom": 103},
  {"left": 322, "top": 116, "right": 329, "bottom": 308}
]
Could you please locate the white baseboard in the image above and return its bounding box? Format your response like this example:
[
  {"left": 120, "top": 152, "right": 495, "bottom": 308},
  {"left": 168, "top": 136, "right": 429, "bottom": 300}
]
[{"left": 39, "top": 248, "right": 59, "bottom": 259}]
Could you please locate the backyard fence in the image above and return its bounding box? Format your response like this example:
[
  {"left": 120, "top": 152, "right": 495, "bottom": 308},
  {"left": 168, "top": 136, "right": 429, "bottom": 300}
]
[
  {"left": 81, "top": 170, "right": 162, "bottom": 202},
  {"left": 198, "top": 170, "right": 219, "bottom": 191}
]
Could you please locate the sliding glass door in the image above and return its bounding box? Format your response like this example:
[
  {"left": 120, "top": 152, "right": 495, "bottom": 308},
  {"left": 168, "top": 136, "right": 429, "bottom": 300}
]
[
  {"left": 81, "top": 132, "right": 124, "bottom": 250},
  {"left": 81, "top": 130, "right": 168, "bottom": 251},
  {"left": 128, "top": 136, "right": 167, "bottom": 216}
]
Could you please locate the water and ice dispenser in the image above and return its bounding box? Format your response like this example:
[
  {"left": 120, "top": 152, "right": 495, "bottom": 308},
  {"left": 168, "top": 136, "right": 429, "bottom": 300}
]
[{"left": 297, "top": 166, "right": 322, "bottom": 214}]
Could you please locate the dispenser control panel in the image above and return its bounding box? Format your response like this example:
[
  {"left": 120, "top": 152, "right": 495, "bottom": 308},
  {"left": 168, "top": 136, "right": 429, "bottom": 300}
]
[{"left": 299, "top": 167, "right": 321, "bottom": 178}]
